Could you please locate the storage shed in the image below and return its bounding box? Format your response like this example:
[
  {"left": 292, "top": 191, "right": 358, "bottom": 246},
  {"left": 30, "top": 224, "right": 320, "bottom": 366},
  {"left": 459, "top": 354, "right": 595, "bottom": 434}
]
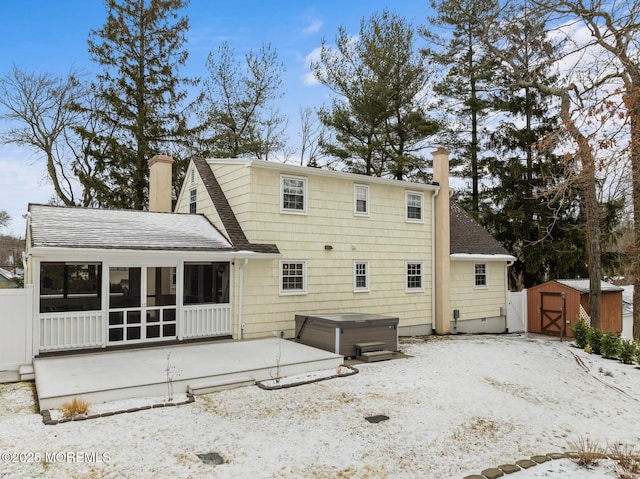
[
  {"left": 527, "top": 279, "right": 623, "bottom": 337},
  {"left": 294, "top": 313, "right": 398, "bottom": 357}
]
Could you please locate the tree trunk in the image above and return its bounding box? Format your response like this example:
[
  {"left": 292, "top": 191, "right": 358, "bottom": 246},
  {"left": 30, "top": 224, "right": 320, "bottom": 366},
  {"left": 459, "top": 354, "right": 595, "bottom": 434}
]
[{"left": 627, "top": 88, "right": 640, "bottom": 339}]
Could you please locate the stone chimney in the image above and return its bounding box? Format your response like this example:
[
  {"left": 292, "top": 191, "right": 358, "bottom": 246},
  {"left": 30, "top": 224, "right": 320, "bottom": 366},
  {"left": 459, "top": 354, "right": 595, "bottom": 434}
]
[
  {"left": 432, "top": 147, "right": 451, "bottom": 334},
  {"left": 148, "top": 154, "right": 174, "bottom": 213}
]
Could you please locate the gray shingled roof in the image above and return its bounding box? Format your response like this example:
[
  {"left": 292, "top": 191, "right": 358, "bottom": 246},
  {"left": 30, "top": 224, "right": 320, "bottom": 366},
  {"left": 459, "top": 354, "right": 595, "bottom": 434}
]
[
  {"left": 29, "top": 204, "right": 233, "bottom": 251},
  {"left": 450, "top": 202, "right": 511, "bottom": 256},
  {"left": 192, "top": 158, "right": 280, "bottom": 254}
]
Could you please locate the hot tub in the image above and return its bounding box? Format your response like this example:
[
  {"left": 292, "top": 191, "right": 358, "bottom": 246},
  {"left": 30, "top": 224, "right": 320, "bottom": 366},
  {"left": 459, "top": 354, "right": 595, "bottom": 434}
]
[{"left": 294, "top": 313, "right": 398, "bottom": 357}]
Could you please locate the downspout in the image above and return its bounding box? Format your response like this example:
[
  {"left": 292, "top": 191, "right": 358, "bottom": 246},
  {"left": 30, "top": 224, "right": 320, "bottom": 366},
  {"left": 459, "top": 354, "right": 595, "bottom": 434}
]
[
  {"left": 238, "top": 258, "right": 249, "bottom": 340},
  {"left": 431, "top": 187, "right": 440, "bottom": 334}
]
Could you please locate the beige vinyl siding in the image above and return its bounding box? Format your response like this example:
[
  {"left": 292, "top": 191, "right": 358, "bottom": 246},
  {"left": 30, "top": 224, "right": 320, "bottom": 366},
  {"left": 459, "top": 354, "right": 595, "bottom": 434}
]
[
  {"left": 450, "top": 261, "right": 507, "bottom": 321},
  {"left": 214, "top": 162, "right": 435, "bottom": 338}
]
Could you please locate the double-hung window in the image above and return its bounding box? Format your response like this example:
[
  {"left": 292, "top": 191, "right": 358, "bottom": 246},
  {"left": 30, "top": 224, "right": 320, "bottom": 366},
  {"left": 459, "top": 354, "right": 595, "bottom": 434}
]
[
  {"left": 406, "top": 191, "right": 423, "bottom": 222},
  {"left": 475, "top": 263, "right": 487, "bottom": 288},
  {"left": 280, "top": 261, "right": 306, "bottom": 294},
  {"left": 354, "top": 261, "right": 369, "bottom": 292},
  {"left": 406, "top": 262, "right": 423, "bottom": 291},
  {"left": 354, "top": 184, "right": 369, "bottom": 216},
  {"left": 189, "top": 188, "right": 197, "bottom": 214},
  {"left": 281, "top": 175, "right": 307, "bottom": 213}
]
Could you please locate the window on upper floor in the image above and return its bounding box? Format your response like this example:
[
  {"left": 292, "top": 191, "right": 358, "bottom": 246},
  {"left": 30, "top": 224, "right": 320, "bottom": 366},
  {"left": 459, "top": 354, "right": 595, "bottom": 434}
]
[
  {"left": 354, "top": 261, "right": 369, "bottom": 292},
  {"left": 354, "top": 184, "right": 369, "bottom": 216},
  {"left": 189, "top": 188, "right": 197, "bottom": 214},
  {"left": 475, "top": 263, "right": 487, "bottom": 288},
  {"left": 406, "top": 261, "right": 423, "bottom": 291},
  {"left": 281, "top": 175, "right": 307, "bottom": 214},
  {"left": 406, "top": 191, "right": 423, "bottom": 222},
  {"left": 280, "top": 260, "right": 307, "bottom": 294}
]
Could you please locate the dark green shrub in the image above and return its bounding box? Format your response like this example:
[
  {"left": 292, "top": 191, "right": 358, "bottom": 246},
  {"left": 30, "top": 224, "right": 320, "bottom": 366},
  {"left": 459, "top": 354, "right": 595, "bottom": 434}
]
[
  {"left": 635, "top": 340, "right": 640, "bottom": 365},
  {"left": 587, "top": 327, "right": 603, "bottom": 355},
  {"left": 618, "top": 339, "right": 637, "bottom": 365},
  {"left": 571, "top": 318, "right": 590, "bottom": 349},
  {"left": 600, "top": 331, "right": 620, "bottom": 359}
]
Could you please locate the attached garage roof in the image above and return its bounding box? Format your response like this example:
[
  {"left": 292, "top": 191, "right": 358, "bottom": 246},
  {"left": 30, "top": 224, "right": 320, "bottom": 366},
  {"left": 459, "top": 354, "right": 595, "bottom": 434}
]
[{"left": 28, "top": 204, "right": 233, "bottom": 251}]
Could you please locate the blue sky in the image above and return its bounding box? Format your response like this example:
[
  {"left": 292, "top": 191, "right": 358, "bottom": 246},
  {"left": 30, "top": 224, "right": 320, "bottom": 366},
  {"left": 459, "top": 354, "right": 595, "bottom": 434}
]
[{"left": 0, "top": 0, "right": 432, "bottom": 236}]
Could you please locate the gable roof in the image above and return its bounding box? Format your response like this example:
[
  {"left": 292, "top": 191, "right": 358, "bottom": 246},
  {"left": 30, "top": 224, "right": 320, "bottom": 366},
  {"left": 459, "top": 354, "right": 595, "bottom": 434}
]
[
  {"left": 450, "top": 202, "right": 512, "bottom": 257},
  {"left": 28, "top": 204, "right": 233, "bottom": 251},
  {"left": 192, "top": 157, "right": 279, "bottom": 254}
]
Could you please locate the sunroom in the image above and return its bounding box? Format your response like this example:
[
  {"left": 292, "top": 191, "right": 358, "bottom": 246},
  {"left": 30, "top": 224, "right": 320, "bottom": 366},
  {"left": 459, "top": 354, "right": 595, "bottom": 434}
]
[{"left": 26, "top": 204, "right": 276, "bottom": 355}]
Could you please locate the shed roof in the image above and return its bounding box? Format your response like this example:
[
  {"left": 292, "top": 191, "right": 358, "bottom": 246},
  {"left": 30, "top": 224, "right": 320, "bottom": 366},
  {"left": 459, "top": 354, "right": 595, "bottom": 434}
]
[
  {"left": 450, "top": 202, "right": 512, "bottom": 256},
  {"left": 555, "top": 279, "right": 624, "bottom": 293},
  {"left": 28, "top": 204, "right": 233, "bottom": 251}
]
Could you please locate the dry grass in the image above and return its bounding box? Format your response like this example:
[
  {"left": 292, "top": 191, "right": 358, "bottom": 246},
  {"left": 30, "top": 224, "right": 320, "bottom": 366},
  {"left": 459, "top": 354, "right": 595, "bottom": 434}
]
[
  {"left": 61, "top": 397, "right": 90, "bottom": 418},
  {"left": 610, "top": 443, "right": 640, "bottom": 479},
  {"left": 567, "top": 435, "right": 607, "bottom": 466}
]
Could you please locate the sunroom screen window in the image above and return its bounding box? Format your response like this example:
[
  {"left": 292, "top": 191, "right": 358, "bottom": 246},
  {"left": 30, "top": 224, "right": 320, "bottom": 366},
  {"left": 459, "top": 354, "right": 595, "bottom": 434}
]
[
  {"left": 40, "top": 263, "right": 102, "bottom": 313},
  {"left": 184, "top": 262, "right": 230, "bottom": 304}
]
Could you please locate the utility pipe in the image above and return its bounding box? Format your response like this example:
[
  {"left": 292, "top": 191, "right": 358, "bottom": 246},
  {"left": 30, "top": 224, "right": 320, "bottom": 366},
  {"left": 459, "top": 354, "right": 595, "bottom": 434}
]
[{"left": 238, "top": 258, "right": 249, "bottom": 340}]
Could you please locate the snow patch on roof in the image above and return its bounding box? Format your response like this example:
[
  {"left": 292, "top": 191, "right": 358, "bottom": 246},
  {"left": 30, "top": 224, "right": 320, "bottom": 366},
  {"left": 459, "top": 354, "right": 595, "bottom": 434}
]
[{"left": 29, "top": 204, "right": 233, "bottom": 251}]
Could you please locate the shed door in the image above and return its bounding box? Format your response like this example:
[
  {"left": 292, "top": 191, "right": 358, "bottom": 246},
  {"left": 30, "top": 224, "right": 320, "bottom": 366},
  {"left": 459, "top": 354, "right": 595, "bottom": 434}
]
[{"left": 540, "top": 292, "right": 565, "bottom": 336}]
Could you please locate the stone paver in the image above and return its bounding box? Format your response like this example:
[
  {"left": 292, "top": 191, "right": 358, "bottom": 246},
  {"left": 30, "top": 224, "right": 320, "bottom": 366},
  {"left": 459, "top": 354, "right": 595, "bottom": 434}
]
[
  {"left": 480, "top": 467, "right": 504, "bottom": 478},
  {"left": 515, "top": 459, "right": 537, "bottom": 469},
  {"left": 498, "top": 463, "right": 521, "bottom": 474},
  {"left": 531, "top": 455, "right": 551, "bottom": 464}
]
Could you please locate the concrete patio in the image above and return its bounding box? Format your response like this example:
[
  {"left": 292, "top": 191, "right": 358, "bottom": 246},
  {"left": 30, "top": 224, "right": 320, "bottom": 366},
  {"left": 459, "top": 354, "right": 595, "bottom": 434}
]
[{"left": 34, "top": 338, "right": 344, "bottom": 411}]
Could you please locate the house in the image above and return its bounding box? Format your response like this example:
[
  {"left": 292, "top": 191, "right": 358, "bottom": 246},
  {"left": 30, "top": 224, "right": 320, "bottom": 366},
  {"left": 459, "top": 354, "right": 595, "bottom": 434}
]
[
  {"left": 17, "top": 149, "right": 514, "bottom": 362},
  {"left": 527, "top": 279, "right": 623, "bottom": 337}
]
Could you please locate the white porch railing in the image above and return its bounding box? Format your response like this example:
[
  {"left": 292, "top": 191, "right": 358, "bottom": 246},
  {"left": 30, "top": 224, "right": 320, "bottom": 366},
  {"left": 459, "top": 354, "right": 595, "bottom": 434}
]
[
  {"left": 182, "top": 304, "right": 232, "bottom": 339},
  {"left": 39, "top": 311, "right": 103, "bottom": 352}
]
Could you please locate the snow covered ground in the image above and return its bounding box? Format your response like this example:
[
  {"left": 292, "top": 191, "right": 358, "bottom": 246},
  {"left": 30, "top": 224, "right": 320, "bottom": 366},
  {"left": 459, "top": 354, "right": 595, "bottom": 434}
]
[{"left": 1, "top": 334, "right": 639, "bottom": 479}]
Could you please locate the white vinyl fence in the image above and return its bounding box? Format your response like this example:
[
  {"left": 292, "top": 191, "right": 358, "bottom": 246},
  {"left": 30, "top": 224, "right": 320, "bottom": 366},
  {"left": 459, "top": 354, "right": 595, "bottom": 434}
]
[
  {"left": 507, "top": 290, "right": 527, "bottom": 333},
  {"left": 0, "top": 286, "right": 32, "bottom": 372}
]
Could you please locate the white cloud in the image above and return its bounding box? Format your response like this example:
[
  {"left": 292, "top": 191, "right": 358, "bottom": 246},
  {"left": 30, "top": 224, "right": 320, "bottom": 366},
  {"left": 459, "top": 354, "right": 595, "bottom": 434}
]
[
  {"left": 302, "top": 47, "right": 323, "bottom": 86},
  {"left": 302, "top": 19, "right": 322, "bottom": 35}
]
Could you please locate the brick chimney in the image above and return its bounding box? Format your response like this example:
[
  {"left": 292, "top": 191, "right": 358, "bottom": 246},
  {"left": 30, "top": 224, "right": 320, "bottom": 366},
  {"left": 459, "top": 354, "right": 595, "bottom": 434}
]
[
  {"left": 433, "top": 147, "right": 451, "bottom": 334},
  {"left": 148, "top": 154, "right": 174, "bottom": 213}
]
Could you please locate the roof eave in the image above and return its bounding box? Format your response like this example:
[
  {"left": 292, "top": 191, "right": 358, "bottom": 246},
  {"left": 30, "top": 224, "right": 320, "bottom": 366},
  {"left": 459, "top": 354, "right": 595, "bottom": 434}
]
[{"left": 450, "top": 253, "right": 517, "bottom": 262}]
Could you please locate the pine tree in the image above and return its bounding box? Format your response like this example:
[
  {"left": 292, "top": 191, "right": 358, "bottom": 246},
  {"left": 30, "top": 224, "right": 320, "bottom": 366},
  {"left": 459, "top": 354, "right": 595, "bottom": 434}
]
[
  {"left": 425, "top": 0, "right": 500, "bottom": 214},
  {"left": 81, "top": 0, "right": 195, "bottom": 209},
  {"left": 313, "top": 10, "right": 438, "bottom": 180}
]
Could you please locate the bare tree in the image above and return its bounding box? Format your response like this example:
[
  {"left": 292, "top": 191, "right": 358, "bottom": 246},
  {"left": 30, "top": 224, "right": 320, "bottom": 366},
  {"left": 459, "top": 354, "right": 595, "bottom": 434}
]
[
  {"left": 298, "top": 107, "right": 323, "bottom": 166},
  {"left": 534, "top": 0, "right": 640, "bottom": 337},
  {"left": 0, "top": 66, "right": 86, "bottom": 206}
]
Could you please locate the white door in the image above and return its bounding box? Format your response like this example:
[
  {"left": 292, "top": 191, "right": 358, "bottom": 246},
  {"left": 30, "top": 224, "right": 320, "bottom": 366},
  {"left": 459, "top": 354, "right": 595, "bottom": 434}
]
[{"left": 107, "top": 266, "right": 177, "bottom": 344}]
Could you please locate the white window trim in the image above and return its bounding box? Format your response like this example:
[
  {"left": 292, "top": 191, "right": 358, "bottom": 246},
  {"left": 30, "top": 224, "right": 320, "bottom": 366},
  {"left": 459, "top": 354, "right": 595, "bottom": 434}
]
[
  {"left": 280, "top": 174, "right": 308, "bottom": 214},
  {"left": 353, "top": 184, "right": 370, "bottom": 216},
  {"left": 353, "top": 261, "right": 369, "bottom": 292},
  {"left": 279, "top": 260, "right": 307, "bottom": 295},
  {"left": 405, "top": 191, "right": 424, "bottom": 223},
  {"left": 474, "top": 263, "right": 488, "bottom": 289},
  {"left": 189, "top": 188, "right": 197, "bottom": 214},
  {"left": 405, "top": 261, "right": 424, "bottom": 292}
]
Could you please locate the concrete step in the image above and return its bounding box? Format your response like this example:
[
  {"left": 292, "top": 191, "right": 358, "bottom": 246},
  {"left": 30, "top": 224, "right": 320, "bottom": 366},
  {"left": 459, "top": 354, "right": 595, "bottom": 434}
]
[
  {"left": 19, "top": 365, "right": 35, "bottom": 381},
  {"left": 188, "top": 376, "right": 255, "bottom": 395},
  {"left": 357, "top": 350, "right": 394, "bottom": 363},
  {"left": 354, "top": 341, "right": 386, "bottom": 355}
]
